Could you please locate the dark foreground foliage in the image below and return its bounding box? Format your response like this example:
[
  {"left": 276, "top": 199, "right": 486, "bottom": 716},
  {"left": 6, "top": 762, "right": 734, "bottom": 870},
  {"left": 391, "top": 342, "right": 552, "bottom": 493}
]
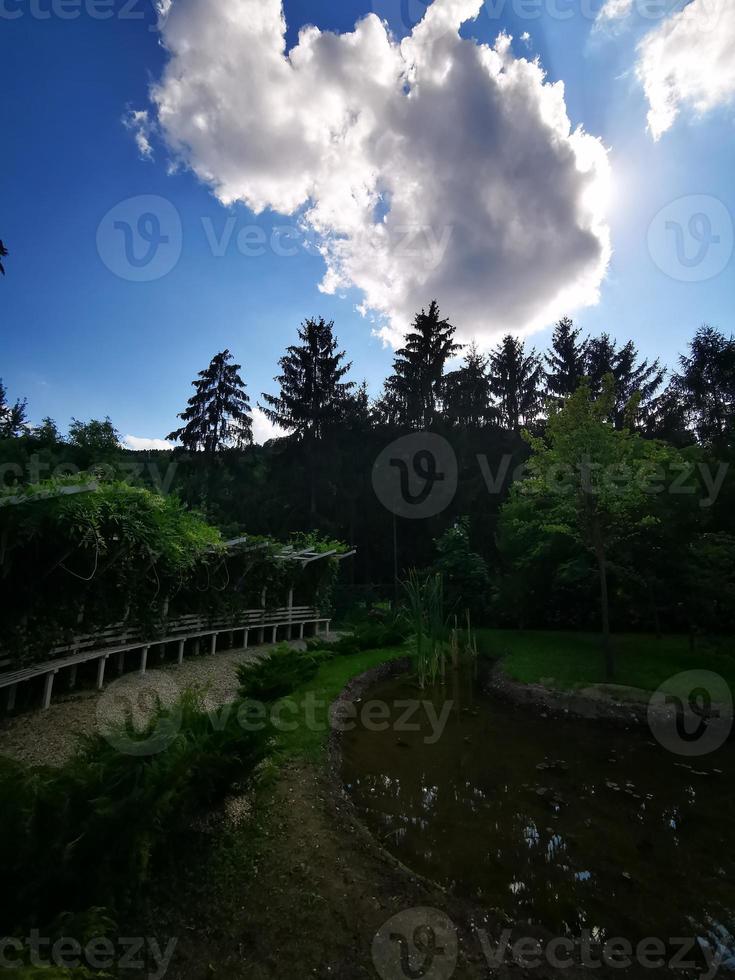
[{"left": 0, "top": 688, "right": 269, "bottom": 934}]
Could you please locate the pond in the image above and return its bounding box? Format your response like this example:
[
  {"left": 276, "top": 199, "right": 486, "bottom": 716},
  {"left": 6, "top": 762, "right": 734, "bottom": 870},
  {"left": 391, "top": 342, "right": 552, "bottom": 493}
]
[{"left": 340, "top": 671, "right": 735, "bottom": 964}]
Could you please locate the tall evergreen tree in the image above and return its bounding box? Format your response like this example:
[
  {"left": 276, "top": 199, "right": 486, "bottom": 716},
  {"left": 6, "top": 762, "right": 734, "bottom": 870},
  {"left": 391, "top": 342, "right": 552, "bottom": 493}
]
[
  {"left": 259, "top": 318, "right": 354, "bottom": 439},
  {"left": 672, "top": 325, "right": 735, "bottom": 446},
  {"left": 168, "top": 350, "right": 252, "bottom": 452},
  {"left": 381, "top": 301, "right": 462, "bottom": 428},
  {"left": 586, "top": 333, "right": 665, "bottom": 428},
  {"left": 342, "top": 380, "right": 372, "bottom": 431},
  {"left": 0, "top": 379, "right": 29, "bottom": 438},
  {"left": 443, "top": 343, "right": 495, "bottom": 427},
  {"left": 488, "top": 335, "right": 543, "bottom": 430},
  {"left": 545, "top": 317, "right": 588, "bottom": 399}
]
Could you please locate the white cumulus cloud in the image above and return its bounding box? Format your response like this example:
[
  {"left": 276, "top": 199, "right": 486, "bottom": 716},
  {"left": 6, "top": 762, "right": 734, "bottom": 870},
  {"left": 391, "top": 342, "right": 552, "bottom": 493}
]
[
  {"left": 596, "top": 0, "right": 634, "bottom": 23},
  {"left": 124, "top": 109, "right": 155, "bottom": 159},
  {"left": 137, "top": 0, "right": 611, "bottom": 344},
  {"left": 251, "top": 407, "right": 285, "bottom": 445},
  {"left": 635, "top": 0, "right": 735, "bottom": 140},
  {"left": 122, "top": 434, "right": 175, "bottom": 451}
]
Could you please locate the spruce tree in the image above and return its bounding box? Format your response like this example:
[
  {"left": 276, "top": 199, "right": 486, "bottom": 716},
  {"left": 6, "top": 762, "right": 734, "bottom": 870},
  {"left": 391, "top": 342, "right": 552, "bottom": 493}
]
[
  {"left": 443, "top": 343, "right": 495, "bottom": 427},
  {"left": 586, "top": 333, "right": 664, "bottom": 429},
  {"left": 259, "top": 318, "right": 354, "bottom": 439},
  {"left": 168, "top": 350, "right": 252, "bottom": 452},
  {"left": 488, "top": 335, "right": 543, "bottom": 430},
  {"left": 545, "top": 317, "right": 588, "bottom": 399},
  {"left": 382, "top": 301, "right": 462, "bottom": 428},
  {"left": 672, "top": 325, "right": 735, "bottom": 446}
]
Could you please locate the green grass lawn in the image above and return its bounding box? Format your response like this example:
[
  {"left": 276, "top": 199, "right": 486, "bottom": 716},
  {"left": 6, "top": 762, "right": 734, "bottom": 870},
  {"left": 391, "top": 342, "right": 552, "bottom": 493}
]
[
  {"left": 477, "top": 629, "right": 735, "bottom": 696},
  {"left": 270, "top": 645, "right": 408, "bottom": 763}
]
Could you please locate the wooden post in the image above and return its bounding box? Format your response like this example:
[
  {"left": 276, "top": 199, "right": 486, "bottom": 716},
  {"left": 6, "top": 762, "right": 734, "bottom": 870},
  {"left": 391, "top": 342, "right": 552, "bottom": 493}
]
[
  {"left": 326, "top": 620, "right": 331, "bottom": 635},
  {"left": 210, "top": 633, "right": 217, "bottom": 656},
  {"left": 177, "top": 639, "right": 185, "bottom": 665},
  {"left": 68, "top": 665, "right": 78, "bottom": 689},
  {"left": 7, "top": 684, "right": 17, "bottom": 711},
  {"left": 96, "top": 656, "right": 108, "bottom": 691},
  {"left": 271, "top": 626, "right": 278, "bottom": 644},
  {"left": 299, "top": 622, "right": 305, "bottom": 639},
  {"left": 243, "top": 629, "right": 249, "bottom": 650},
  {"left": 42, "top": 671, "right": 57, "bottom": 710},
  {"left": 139, "top": 647, "right": 149, "bottom": 676}
]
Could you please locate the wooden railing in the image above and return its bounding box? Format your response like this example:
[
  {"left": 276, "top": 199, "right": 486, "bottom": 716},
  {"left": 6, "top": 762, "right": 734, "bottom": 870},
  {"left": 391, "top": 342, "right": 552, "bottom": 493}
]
[{"left": 0, "top": 605, "right": 331, "bottom": 712}]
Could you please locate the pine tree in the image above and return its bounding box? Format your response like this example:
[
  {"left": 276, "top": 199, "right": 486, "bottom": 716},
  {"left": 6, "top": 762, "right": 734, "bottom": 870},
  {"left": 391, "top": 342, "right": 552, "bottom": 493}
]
[
  {"left": 545, "top": 317, "right": 588, "bottom": 399},
  {"left": 488, "top": 335, "right": 543, "bottom": 430},
  {"left": 259, "top": 318, "right": 354, "bottom": 439},
  {"left": 443, "top": 343, "right": 495, "bottom": 427},
  {"left": 168, "top": 350, "right": 252, "bottom": 452},
  {"left": 0, "top": 379, "right": 29, "bottom": 438},
  {"left": 672, "top": 325, "right": 735, "bottom": 446},
  {"left": 381, "top": 301, "right": 462, "bottom": 428}
]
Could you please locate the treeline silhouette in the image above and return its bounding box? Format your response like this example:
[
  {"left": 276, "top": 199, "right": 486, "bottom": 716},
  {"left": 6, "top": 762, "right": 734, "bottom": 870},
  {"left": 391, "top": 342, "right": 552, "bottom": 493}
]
[{"left": 2, "top": 306, "right": 734, "bottom": 633}]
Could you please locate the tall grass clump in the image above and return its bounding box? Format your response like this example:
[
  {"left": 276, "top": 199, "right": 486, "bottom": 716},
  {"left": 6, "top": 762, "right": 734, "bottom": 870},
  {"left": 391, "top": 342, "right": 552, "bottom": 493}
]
[
  {"left": 402, "top": 571, "right": 449, "bottom": 688},
  {"left": 0, "top": 688, "right": 270, "bottom": 933}
]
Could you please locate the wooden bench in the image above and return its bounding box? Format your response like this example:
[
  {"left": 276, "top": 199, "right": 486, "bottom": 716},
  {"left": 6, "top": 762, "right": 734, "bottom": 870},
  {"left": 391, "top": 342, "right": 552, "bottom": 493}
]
[{"left": 0, "top": 606, "right": 332, "bottom": 711}]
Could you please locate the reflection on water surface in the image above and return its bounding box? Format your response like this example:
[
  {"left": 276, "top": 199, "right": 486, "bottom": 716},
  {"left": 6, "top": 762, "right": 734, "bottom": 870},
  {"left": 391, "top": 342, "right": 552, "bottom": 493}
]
[{"left": 341, "top": 673, "right": 735, "bottom": 963}]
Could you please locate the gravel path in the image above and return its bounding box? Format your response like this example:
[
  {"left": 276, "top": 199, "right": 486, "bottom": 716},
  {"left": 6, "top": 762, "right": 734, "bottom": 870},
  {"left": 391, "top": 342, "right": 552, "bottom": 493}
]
[{"left": 0, "top": 635, "right": 338, "bottom": 769}]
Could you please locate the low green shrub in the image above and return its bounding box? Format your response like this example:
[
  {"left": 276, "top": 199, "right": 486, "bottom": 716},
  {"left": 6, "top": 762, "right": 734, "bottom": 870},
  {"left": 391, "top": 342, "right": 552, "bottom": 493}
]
[
  {"left": 0, "top": 688, "right": 269, "bottom": 932},
  {"left": 237, "top": 644, "right": 326, "bottom": 702},
  {"left": 306, "top": 620, "right": 409, "bottom": 658}
]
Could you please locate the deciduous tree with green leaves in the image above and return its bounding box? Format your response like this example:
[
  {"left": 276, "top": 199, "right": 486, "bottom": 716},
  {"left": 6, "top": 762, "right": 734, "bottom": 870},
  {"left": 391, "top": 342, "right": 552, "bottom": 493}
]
[
  {"left": 498, "top": 376, "right": 695, "bottom": 678},
  {"left": 68, "top": 416, "right": 120, "bottom": 451}
]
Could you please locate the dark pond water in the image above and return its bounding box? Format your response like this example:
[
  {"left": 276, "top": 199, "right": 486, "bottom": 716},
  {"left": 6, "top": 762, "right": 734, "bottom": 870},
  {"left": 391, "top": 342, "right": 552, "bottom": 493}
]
[{"left": 341, "top": 672, "right": 735, "bottom": 964}]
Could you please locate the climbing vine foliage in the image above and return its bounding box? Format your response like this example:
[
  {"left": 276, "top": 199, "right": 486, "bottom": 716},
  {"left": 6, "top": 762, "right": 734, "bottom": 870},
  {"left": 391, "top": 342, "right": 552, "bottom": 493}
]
[{"left": 0, "top": 478, "right": 344, "bottom": 666}]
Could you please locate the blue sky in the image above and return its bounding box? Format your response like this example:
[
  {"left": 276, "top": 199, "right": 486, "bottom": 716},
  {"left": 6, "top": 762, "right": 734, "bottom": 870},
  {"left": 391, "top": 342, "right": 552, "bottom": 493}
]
[{"left": 1, "top": 0, "right": 733, "bottom": 445}]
